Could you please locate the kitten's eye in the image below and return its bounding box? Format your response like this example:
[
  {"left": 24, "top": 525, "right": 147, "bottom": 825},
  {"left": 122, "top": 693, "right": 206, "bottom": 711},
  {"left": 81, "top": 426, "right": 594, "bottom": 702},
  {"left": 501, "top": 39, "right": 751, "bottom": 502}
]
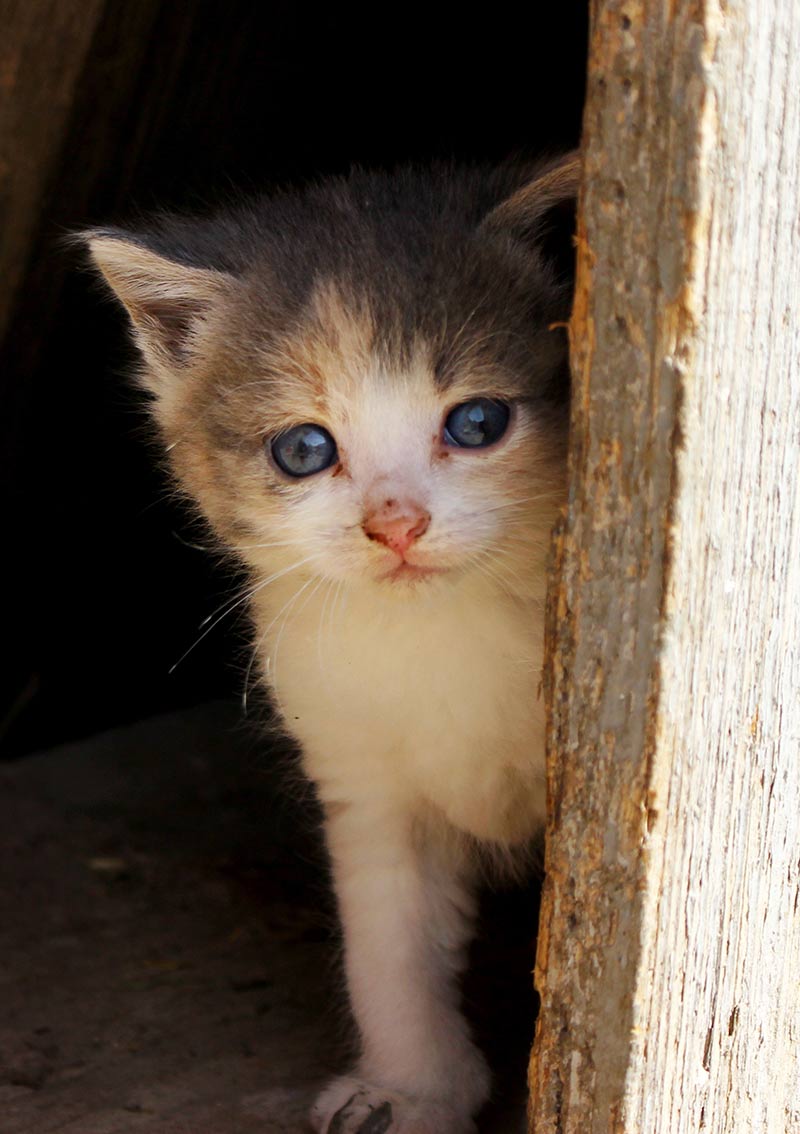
[
  {"left": 270, "top": 423, "right": 338, "bottom": 478},
  {"left": 443, "top": 398, "right": 511, "bottom": 449}
]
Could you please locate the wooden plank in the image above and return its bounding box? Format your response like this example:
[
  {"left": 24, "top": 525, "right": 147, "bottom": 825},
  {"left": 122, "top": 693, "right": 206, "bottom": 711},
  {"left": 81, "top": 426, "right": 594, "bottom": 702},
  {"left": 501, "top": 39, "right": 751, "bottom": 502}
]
[
  {"left": 529, "top": 1, "right": 800, "bottom": 1131},
  {"left": 0, "top": 0, "right": 108, "bottom": 341}
]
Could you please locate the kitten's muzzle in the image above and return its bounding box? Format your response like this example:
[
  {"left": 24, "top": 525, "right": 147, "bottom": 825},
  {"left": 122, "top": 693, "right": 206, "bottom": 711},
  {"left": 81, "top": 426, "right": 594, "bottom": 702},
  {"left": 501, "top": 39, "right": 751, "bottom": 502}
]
[{"left": 362, "top": 500, "right": 431, "bottom": 558}]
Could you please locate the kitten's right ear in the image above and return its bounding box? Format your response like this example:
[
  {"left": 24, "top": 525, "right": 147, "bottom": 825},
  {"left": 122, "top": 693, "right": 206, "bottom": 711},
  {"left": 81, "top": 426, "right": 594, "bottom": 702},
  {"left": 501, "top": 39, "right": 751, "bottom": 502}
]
[
  {"left": 481, "top": 151, "right": 581, "bottom": 281},
  {"left": 80, "top": 229, "right": 235, "bottom": 381},
  {"left": 485, "top": 152, "right": 580, "bottom": 230}
]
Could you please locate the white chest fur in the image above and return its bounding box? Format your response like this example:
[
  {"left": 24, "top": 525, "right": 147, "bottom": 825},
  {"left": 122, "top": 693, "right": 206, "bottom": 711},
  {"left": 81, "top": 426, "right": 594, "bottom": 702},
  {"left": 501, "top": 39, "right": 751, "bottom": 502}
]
[{"left": 255, "top": 572, "right": 548, "bottom": 845}]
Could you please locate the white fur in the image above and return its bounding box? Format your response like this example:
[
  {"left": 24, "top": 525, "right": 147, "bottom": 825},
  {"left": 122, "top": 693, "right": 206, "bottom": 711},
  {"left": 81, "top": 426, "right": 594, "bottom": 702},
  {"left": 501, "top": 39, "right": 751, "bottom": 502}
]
[
  {"left": 261, "top": 571, "right": 547, "bottom": 843},
  {"left": 244, "top": 356, "right": 554, "bottom": 1132}
]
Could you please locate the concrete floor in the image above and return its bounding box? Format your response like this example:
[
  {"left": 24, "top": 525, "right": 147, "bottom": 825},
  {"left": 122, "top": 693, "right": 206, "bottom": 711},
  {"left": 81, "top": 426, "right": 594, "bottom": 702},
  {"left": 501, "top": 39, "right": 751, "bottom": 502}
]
[{"left": 0, "top": 703, "right": 534, "bottom": 1133}]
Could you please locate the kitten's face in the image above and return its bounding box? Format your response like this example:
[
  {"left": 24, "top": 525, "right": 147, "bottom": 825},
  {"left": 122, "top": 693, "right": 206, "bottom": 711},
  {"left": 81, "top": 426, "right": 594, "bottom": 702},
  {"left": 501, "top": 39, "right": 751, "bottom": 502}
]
[
  {"left": 193, "top": 289, "right": 565, "bottom": 597},
  {"left": 83, "top": 158, "right": 576, "bottom": 602}
]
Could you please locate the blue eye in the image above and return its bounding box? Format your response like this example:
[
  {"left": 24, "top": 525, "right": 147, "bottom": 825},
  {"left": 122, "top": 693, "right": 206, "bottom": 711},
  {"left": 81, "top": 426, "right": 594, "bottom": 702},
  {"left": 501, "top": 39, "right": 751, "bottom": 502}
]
[
  {"left": 270, "top": 423, "right": 337, "bottom": 478},
  {"left": 443, "top": 398, "right": 511, "bottom": 448}
]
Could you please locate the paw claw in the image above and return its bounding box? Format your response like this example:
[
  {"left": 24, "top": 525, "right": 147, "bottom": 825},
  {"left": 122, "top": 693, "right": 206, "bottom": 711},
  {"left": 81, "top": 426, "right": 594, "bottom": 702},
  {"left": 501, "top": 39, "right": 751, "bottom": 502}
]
[
  {"left": 312, "top": 1075, "right": 476, "bottom": 1134},
  {"left": 328, "top": 1092, "right": 393, "bottom": 1134}
]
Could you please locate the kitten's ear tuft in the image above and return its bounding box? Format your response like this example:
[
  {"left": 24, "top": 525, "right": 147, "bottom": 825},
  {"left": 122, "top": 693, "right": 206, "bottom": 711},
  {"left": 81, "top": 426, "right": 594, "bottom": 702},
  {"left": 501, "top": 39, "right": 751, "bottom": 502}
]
[
  {"left": 482, "top": 151, "right": 581, "bottom": 281},
  {"left": 81, "top": 229, "right": 235, "bottom": 370}
]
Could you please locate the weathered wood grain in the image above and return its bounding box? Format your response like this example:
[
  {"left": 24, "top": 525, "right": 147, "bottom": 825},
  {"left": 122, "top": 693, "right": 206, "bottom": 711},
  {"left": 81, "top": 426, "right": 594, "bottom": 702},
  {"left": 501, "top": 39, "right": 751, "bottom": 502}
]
[
  {"left": 0, "top": 0, "right": 107, "bottom": 341},
  {"left": 529, "top": 1, "right": 800, "bottom": 1131}
]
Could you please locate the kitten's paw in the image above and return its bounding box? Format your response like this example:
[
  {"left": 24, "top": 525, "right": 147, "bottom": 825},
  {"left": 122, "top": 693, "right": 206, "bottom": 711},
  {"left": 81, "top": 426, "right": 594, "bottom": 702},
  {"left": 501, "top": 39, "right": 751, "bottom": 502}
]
[{"left": 310, "top": 1076, "right": 478, "bottom": 1134}]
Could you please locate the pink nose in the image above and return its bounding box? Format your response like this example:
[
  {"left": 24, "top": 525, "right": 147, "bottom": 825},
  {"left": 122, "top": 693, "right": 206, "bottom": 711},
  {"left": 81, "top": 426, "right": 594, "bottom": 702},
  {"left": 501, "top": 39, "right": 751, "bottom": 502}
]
[{"left": 362, "top": 501, "right": 431, "bottom": 556}]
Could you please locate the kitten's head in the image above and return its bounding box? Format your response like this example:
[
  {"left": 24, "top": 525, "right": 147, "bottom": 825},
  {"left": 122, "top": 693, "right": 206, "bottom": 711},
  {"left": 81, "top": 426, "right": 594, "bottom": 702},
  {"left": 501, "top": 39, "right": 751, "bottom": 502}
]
[{"left": 82, "top": 155, "right": 577, "bottom": 600}]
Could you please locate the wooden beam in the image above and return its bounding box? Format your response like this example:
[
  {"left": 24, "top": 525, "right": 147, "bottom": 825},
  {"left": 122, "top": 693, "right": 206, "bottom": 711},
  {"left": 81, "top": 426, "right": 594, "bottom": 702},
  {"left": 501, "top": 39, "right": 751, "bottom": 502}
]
[
  {"left": 0, "top": 0, "right": 108, "bottom": 341},
  {"left": 529, "top": 1, "right": 800, "bottom": 1131}
]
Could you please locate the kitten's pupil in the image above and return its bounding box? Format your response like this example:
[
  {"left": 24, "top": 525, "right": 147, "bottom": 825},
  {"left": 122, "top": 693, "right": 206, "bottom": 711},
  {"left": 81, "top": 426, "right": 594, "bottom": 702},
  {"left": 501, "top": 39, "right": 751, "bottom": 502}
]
[
  {"left": 271, "top": 423, "right": 337, "bottom": 478},
  {"left": 443, "top": 398, "right": 510, "bottom": 449}
]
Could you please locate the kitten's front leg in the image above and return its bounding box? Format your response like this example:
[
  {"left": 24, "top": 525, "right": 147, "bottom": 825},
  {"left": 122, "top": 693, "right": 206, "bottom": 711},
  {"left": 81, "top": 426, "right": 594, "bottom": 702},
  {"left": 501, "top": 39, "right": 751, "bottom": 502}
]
[{"left": 311, "top": 801, "right": 490, "bottom": 1134}]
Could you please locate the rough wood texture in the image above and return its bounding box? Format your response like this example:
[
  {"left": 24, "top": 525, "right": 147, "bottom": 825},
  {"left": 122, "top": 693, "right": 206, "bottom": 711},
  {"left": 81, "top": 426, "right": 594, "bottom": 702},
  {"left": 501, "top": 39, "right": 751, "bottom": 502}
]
[
  {"left": 0, "top": 0, "right": 107, "bottom": 341},
  {"left": 529, "top": 1, "right": 800, "bottom": 1131}
]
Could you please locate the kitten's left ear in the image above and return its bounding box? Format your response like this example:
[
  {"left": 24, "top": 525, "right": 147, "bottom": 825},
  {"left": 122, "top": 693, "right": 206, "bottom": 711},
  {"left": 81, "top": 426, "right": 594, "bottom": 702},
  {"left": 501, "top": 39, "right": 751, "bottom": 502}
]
[
  {"left": 81, "top": 229, "right": 236, "bottom": 379},
  {"left": 481, "top": 150, "right": 581, "bottom": 280}
]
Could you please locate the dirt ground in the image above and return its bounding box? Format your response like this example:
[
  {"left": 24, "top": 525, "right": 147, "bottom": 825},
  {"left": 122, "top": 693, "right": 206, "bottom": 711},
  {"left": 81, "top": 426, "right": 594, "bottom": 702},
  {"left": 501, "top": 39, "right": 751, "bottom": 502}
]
[{"left": 0, "top": 703, "right": 534, "bottom": 1133}]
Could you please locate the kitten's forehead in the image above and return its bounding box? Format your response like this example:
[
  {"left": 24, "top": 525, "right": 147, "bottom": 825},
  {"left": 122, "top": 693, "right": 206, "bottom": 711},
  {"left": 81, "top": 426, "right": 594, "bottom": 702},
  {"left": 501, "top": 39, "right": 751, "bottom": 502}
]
[{"left": 261, "top": 278, "right": 531, "bottom": 424}]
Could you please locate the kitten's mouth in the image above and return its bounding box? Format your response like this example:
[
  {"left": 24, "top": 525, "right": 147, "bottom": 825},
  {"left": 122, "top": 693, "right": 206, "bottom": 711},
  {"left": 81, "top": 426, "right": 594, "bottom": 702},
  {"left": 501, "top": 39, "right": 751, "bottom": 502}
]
[
  {"left": 369, "top": 551, "right": 440, "bottom": 580},
  {"left": 380, "top": 560, "right": 446, "bottom": 583}
]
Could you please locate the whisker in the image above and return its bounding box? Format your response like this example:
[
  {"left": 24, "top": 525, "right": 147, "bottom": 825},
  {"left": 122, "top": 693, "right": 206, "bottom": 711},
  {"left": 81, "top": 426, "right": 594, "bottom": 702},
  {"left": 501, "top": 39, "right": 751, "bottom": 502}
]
[
  {"left": 315, "top": 576, "right": 346, "bottom": 693},
  {"left": 465, "top": 544, "right": 535, "bottom": 600},
  {"left": 483, "top": 551, "right": 530, "bottom": 594},
  {"left": 244, "top": 573, "right": 321, "bottom": 712},
  {"left": 470, "top": 555, "right": 515, "bottom": 597},
  {"left": 270, "top": 574, "right": 327, "bottom": 700},
  {"left": 328, "top": 579, "right": 346, "bottom": 640},
  {"left": 467, "top": 556, "right": 502, "bottom": 591},
  {"left": 477, "top": 492, "right": 561, "bottom": 516},
  {"left": 230, "top": 537, "right": 319, "bottom": 553},
  {"left": 169, "top": 553, "right": 318, "bottom": 674},
  {"left": 316, "top": 578, "right": 336, "bottom": 678},
  {"left": 198, "top": 582, "right": 257, "bottom": 629},
  {"left": 171, "top": 530, "right": 213, "bottom": 553}
]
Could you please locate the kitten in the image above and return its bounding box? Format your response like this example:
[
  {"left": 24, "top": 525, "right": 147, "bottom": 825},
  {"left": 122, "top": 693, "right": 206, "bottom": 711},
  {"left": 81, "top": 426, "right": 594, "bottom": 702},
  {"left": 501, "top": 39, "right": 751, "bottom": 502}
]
[{"left": 82, "top": 152, "right": 577, "bottom": 1134}]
